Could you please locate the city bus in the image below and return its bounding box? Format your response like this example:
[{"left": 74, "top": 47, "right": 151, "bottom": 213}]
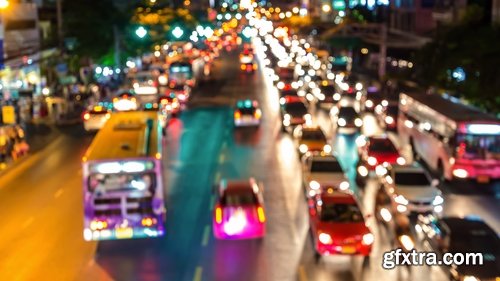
[
  {"left": 398, "top": 92, "right": 500, "bottom": 183},
  {"left": 82, "top": 111, "right": 166, "bottom": 241}
]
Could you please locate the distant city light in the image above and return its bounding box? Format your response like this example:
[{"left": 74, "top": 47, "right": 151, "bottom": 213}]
[
  {"left": 322, "top": 4, "right": 331, "bottom": 13},
  {"left": 172, "top": 26, "right": 184, "bottom": 39}
]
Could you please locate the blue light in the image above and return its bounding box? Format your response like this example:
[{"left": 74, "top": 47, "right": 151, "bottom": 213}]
[{"left": 452, "top": 67, "right": 466, "bottom": 82}]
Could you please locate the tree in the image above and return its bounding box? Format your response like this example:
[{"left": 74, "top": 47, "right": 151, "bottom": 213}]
[
  {"left": 63, "top": 0, "right": 129, "bottom": 61},
  {"left": 414, "top": 5, "right": 500, "bottom": 113}
]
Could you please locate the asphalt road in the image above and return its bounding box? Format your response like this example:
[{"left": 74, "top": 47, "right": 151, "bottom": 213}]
[{"left": 0, "top": 49, "right": 498, "bottom": 281}]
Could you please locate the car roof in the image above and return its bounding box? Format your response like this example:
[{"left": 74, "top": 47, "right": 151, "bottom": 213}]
[
  {"left": 441, "top": 217, "right": 495, "bottom": 234},
  {"left": 222, "top": 179, "right": 258, "bottom": 194},
  {"left": 392, "top": 163, "right": 425, "bottom": 173},
  {"left": 308, "top": 154, "right": 339, "bottom": 162}
]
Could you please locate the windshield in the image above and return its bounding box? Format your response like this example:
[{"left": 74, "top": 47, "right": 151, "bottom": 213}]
[
  {"left": 237, "top": 108, "right": 256, "bottom": 115},
  {"left": 221, "top": 191, "right": 257, "bottom": 206},
  {"left": 451, "top": 229, "right": 499, "bottom": 254},
  {"left": 311, "top": 159, "right": 343, "bottom": 173},
  {"left": 320, "top": 86, "right": 336, "bottom": 94},
  {"left": 302, "top": 130, "right": 325, "bottom": 140},
  {"left": 369, "top": 138, "right": 397, "bottom": 153},
  {"left": 339, "top": 107, "right": 357, "bottom": 120},
  {"left": 394, "top": 172, "right": 430, "bottom": 185},
  {"left": 278, "top": 68, "right": 294, "bottom": 79},
  {"left": 285, "top": 103, "right": 307, "bottom": 115},
  {"left": 387, "top": 105, "right": 398, "bottom": 116},
  {"left": 455, "top": 134, "right": 500, "bottom": 160},
  {"left": 320, "top": 203, "right": 363, "bottom": 223},
  {"left": 89, "top": 173, "right": 154, "bottom": 193}
]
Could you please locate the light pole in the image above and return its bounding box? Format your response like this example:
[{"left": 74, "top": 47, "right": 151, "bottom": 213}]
[{"left": 0, "top": 0, "right": 9, "bottom": 69}]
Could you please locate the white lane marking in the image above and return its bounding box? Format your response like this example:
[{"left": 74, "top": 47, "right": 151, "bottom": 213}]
[
  {"left": 22, "top": 217, "right": 34, "bottom": 229},
  {"left": 193, "top": 266, "right": 203, "bottom": 281},
  {"left": 54, "top": 188, "right": 64, "bottom": 198},
  {"left": 201, "top": 225, "right": 211, "bottom": 246}
]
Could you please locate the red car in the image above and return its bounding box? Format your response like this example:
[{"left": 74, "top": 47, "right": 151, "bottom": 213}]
[
  {"left": 308, "top": 189, "right": 373, "bottom": 260},
  {"left": 357, "top": 135, "right": 406, "bottom": 171}
]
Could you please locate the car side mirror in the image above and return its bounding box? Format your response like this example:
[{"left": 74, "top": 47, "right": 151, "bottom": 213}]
[{"left": 431, "top": 179, "right": 439, "bottom": 187}]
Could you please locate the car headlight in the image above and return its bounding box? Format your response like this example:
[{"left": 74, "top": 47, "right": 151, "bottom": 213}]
[
  {"left": 385, "top": 116, "right": 394, "bottom": 124},
  {"left": 317, "top": 93, "right": 325, "bottom": 101},
  {"left": 318, "top": 232, "right": 333, "bottom": 245},
  {"left": 354, "top": 118, "right": 363, "bottom": 127},
  {"left": 337, "top": 118, "right": 346, "bottom": 127},
  {"left": 309, "top": 180, "right": 320, "bottom": 190},
  {"left": 397, "top": 204, "right": 408, "bottom": 213},
  {"left": 339, "top": 181, "right": 350, "bottom": 190},
  {"left": 365, "top": 100, "right": 373, "bottom": 108},
  {"left": 333, "top": 93, "right": 341, "bottom": 101},
  {"left": 299, "top": 144, "right": 308, "bottom": 153},
  {"left": 277, "top": 81, "right": 285, "bottom": 89},
  {"left": 367, "top": 156, "right": 377, "bottom": 166},
  {"left": 394, "top": 195, "right": 409, "bottom": 205},
  {"left": 433, "top": 195, "right": 444, "bottom": 205},
  {"left": 362, "top": 233, "right": 374, "bottom": 245},
  {"left": 306, "top": 93, "right": 314, "bottom": 101},
  {"left": 452, "top": 168, "right": 468, "bottom": 178},
  {"left": 397, "top": 156, "right": 406, "bottom": 165},
  {"left": 304, "top": 114, "right": 311, "bottom": 120},
  {"left": 355, "top": 82, "right": 363, "bottom": 91},
  {"left": 323, "top": 144, "right": 332, "bottom": 153},
  {"left": 284, "top": 114, "right": 291, "bottom": 120},
  {"left": 399, "top": 234, "right": 414, "bottom": 251},
  {"left": 357, "top": 165, "right": 369, "bottom": 177},
  {"left": 280, "top": 97, "right": 286, "bottom": 105}
]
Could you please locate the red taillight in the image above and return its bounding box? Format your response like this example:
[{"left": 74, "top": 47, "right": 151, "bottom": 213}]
[
  {"left": 257, "top": 206, "right": 266, "bottom": 223},
  {"left": 83, "top": 112, "right": 90, "bottom": 120},
  {"left": 283, "top": 84, "right": 292, "bottom": 91},
  {"left": 234, "top": 111, "right": 241, "bottom": 119},
  {"left": 215, "top": 206, "right": 223, "bottom": 224}
]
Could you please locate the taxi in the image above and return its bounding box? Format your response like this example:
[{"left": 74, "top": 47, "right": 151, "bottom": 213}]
[
  {"left": 213, "top": 178, "right": 266, "bottom": 240},
  {"left": 293, "top": 125, "right": 331, "bottom": 155},
  {"left": 83, "top": 105, "right": 111, "bottom": 131}
]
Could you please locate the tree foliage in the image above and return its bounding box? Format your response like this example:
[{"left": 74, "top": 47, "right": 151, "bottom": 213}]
[
  {"left": 63, "top": 0, "right": 129, "bottom": 60},
  {"left": 414, "top": 5, "right": 500, "bottom": 113}
]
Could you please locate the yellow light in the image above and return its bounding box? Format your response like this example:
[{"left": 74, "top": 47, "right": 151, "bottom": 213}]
[
  {"left": 155, "top": 152, "right": 162, "bottom": 160},
  {"left": 215, "top": 207, "right": 223, "bottom": 223},
  {"left": 184, "top": 0, "right": 190, "bottom": 5},
  {"left": 269, "top": 7, "right": 274, "bottom": 13},
  {"left": 0, "top": 0, "right": 9, "bottom": 9},
  {"left": 257, "top": 206, "right": 266, "bottom": 223},
  {"left": 361, "top": 48, "right": 369, "bottom": 54},
  {"left": 275, "top": 7, "right": 281, "bottom": 13},
  {"left": 322, "top": 4, "right": 331, "bottom": 13}
]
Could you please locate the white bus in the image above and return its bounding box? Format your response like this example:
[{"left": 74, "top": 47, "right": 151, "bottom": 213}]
[{"left": 398, "top": 92, "right": 500, "bottom": 183}]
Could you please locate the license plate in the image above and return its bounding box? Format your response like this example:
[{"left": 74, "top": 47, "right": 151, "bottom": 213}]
[
  {"left": 477, "top": 175, "right": 490, "bottom": 183},
  {"left": 341, "top": 246, "right": 356, "bottom": 254},
  {"left": 115, "top": 228, "right": 133, "bottom": 239}
]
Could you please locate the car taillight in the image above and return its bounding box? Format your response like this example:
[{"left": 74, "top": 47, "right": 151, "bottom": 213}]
[
  {"left": 90, "top": 219, "right": 108, "bottom": 230},
  {"left": 257, "top": 206, "right": 266, "bottom": 223},
  {"left": 254, "top": 109, "right": 262, "bottom": 119},
  {"left": 141, "top": 217, "right": 157, "bottom": 227},
  {"left": 234, "top": 111, "right": 241, "bottom": 119},
  {"left": 241, "top": 64, "right": 246, "bottom": 70},
  {"left": 215, "top": 206, "right": 223, "bottom": 224},
  {"left": 83, "top": 112, "right": 90, "bottom": 120}
]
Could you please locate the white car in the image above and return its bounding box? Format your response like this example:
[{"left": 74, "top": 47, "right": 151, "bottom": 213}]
[
  {"left": 377, "top": 163, "right": 443, "bottom": 215},
  {"left": 83, "top": 105, "right": 111, "bottom": 132},
  {"left": 302, "top": 154, "right": 350, "bottom": 197}
]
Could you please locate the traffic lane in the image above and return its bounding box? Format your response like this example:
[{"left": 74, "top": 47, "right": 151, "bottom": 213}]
[
  {"left": 94, "top": 108, "right": 232, "bottom": 281},
  {"left": 94, "top": 49, "right": 239, "bottom": 281},
  {"left": 189, "top": 47, "right": 310, "bottom": 281},
  {"left": 0, "top": 129, "right": 99, "bottom": 280}
]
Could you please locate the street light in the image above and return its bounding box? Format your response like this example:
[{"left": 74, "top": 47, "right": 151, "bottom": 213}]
[
  {"left": 322, "top": 4, "right": 331, "bottom": 13},
  {"left": 135, "top": 26, "right": 147, "bottom": 38}
]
